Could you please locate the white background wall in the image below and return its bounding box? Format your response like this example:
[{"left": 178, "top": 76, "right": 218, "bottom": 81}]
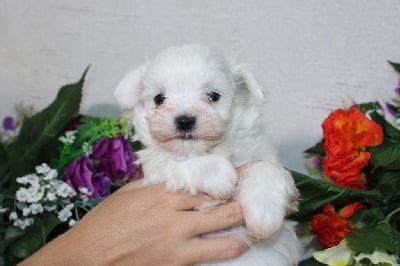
[{"left": 1, "top": 1, "right": 400, "bottom": 174}]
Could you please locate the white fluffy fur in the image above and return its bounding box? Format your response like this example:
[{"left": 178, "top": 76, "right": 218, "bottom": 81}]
[{"left": 114, "top": 45, "right": 300, "bottom": 265}]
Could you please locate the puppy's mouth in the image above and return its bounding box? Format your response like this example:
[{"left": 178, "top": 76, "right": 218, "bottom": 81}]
[
  {"left": 176, "top": 131, "right": 196, "bottom": 140},
  {"left": 156, "top": 132, "right": 222, "bottom": 143}
]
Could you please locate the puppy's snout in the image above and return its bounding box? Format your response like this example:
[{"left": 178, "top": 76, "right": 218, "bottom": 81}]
[{"left": 175, "top": 115, "right": 196, "bottom": 132}]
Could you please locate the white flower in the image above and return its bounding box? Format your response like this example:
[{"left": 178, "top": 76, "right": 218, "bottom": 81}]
[
  {"left": 35, "top": 163, "right": 51, "bottom": 174},
  {"left": 9, "top": 211, "right": 18, "bottom": 220},
  {"left": 82, "top": 142, "right": 92, "bottom": 155},
  {"left": 0, "top": 207, "right": 8, "bottom": 213},
  {"left": 68, "top": 219, "right": 77, "bottom": 227},
  {"left": 43, "top": 169, "right": 58, "bottom": 180},
  {"left": 46, "top": 191, "right": 57, "bottom": 202},
  {"left": 79, "top": 187, "right": 91, "bottom": 195},
  {"left": 44, "top": 205, "right": 57, "bottom": 212},
  {"left": 80, "top": 194, "right": 90, "bottom": 201},
  {"left": 30, "top": 203, "right": 44, "bottom": 215},
  {"left": 25, "top": 174, "right": 40, "bottom": 188},
  {"left": 16, "top": 174, "right": 40, "bottom": 188},
  {"left": 22, "top": 207, "right": 31, "bottom": 216},
  {"left": 49, "top": 179, "right": 60, "bottom": 188},
  {"left": 354, "top": 250, "right": 399, "bottom": 266},
  {"left": 58, "top": 206, "right": 73, "bottom": 222},
  {"left": 16, "top": 176, "right": 28, "bottom": 184},
  {"left": 58, "top": 130, "right": 77, "bottom": 144},
  {"left": 16, "top": 188, "right": 30, "bottom": 202},
  {"left": 13, "top": 218, "right": 34, "bottom": 230},
  {"left": 79, "top": 187, "right": 92, "bottom": 201},
  {"left": 15, "top": 181, "right": 43, "bottom": 203},
  {"left": 313, "top": 240, "right": 354, "bottom": 266},
  {"left": 56, "top": 182, "right": 76, "bottom": 198},
  {"left": 26, "top": 187, "right": 44, "bottom": 203}
]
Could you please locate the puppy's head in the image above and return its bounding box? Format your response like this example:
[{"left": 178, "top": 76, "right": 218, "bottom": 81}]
[{"left": 114, "top": 45, "right": 264, "bottom": 155}]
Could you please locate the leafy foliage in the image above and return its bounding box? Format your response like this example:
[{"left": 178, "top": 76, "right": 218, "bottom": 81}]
[
  {"left": 0, "top": 68, "right": 142, "bottom": 265},
  {"left": 56, "top": 116, "right": 132, "bottom": 171},
  {"left": 2, "top": 68, "right": 88, "bottom": 194},
  {"left": 294, "top": 61, "right": 400, "bottom": 265},
  {"left": 0, "top": 69, "right": 88, "bottom": 264},
  {"left": 290, "top": 171, "right": 382, "bottom": 223}
]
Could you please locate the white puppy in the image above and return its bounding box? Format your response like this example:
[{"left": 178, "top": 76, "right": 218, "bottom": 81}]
[{"left": 114, "top": 45, "right": 300, "bottom": 265}]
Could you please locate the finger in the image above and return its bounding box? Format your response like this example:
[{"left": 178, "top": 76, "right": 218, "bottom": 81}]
[
  {"left": 167, "top": 191, "right": 214, "bottom": 210},
  {"left": 183, "top": 201, "right": 244, "bottom": 236},
  {"left": 117, "top": 182, "right": 213, "bottom": 210},
  {"left": 182, "top": 235, "right": 247, "bottom": 265}
]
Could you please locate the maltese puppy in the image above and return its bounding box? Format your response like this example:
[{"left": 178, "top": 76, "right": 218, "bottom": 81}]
[{"left": 114, "top": 45, "right": 299, "bottom": 265}]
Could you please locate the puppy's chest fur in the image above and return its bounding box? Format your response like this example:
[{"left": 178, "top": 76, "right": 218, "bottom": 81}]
[{"left": 138, "top": 136, "right": 241, "bottom": 196}]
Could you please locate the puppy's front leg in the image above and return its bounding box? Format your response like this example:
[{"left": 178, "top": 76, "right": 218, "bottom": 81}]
[
  {"left": 237, "top": 161, "right": 298, "bottom": 239},
  {"left": 177, "top": 154, "right": 238, "bottom": 199}
]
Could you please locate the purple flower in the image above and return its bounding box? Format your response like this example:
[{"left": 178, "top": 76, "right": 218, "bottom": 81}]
[
  {"left": 386, "top": 103, "right": 397, "bottom": 117},
  {"left": 395, "top": 80, "right": 400, "bottom": 96},
  {"left": 91, "top": 135, "right": 136, "bottom": 181},
  {"left": 63, "top": 156, "right": 111, "bottom": 198},
  {"left": 312, "top": 155, "right": 323, "bottom": 171},
  {"left": 91, "top": 172, "right": 112, "bottom": 198},
  {"left": 3, "top": 116, "right": 15, "bottom": 130}
]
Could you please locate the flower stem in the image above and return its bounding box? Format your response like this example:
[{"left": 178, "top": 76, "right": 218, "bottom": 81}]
[{"left": 385, "top": 207, "right": 400, "bottom": 223}]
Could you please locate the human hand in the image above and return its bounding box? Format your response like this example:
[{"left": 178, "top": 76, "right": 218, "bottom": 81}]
[{"left": 20, "top": 179, "right": 246, "bottom": 265}]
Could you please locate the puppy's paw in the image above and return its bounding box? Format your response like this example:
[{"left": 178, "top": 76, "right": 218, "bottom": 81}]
[
  {"left": 198, "top": 155, "right": 238, "bottom": 199},
  {"left": 242, "top": 198, "right": 285, "bottom": 239},
  {"left": 238, "top": 161, "right": 294, "bottom": 239}
]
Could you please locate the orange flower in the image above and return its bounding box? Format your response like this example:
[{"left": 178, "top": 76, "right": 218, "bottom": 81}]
[
  {"left": 311, "top": 202, "right": 366, "bottom": 248},
  {"left": 322, "top": 106, "right": 383, "bottom": 189}
]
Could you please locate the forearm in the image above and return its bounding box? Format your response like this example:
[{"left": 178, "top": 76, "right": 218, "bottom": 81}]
[{"left": 19, "top": 230, "right": 91, "bottom": 266}]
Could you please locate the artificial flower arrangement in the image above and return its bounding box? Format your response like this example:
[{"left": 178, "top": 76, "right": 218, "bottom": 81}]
[
  {"left": 292, "top": 61, "right": 400, "bottom": 266},
  {"left": 0, "top": 69, "right": 142, "bottom": 265}
]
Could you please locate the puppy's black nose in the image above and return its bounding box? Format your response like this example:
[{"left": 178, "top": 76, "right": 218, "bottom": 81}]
[{"left": 175, "top": 115, "right": 196, "bottom": 132}]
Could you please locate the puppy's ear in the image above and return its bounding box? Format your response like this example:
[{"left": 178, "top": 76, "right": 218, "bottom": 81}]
[
  {"left": 114, "top": 65, "right": 146, "bottom": 109},
  {"left": 232, "top": 65, "right": 266, "bottom": 103}
]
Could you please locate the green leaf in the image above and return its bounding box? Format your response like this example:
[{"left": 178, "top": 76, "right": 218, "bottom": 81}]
[
  {"left": 389, "top": 61, "right": 400, "bottom": 74},
  {"left": 0, "top": 142, "right": 7, "bottom": 161},
  {"left": 351, "top": 208, "right": 385, "bottom": 225},
  {"left": 291, "top": 171, "right": 382, "bottom": 222},
  {"left": 369, "top": 141, "right": 400, "bottom": 170},
  {"left": 0, "top": 144, "right": 10, "bottom": 187},
  {"left": 375, "top": 170, "right": 400, "bottom": 196},
  {"left": 346, "top": 222, "right": 395, "bottom": 254},
  {"left": 299, "top": 257, "right": 325, "bottom": 266},
  {"left": 356, "top": 101, "right": 382, "bottom": 113},
  {"left": 390, "top": 226, "right": 400, "bottom": 257},
  {"left": 131, "top": 140, "right": 143, "bottom": 151},
  {"left": 369, "top": 111, "right": 400, "bottom": 141},
  {"left": 305, "top": 141, "right": 325, "bottom": 157},
  {"left": 5, "top": 68, "right": 88, "bottom": 192},
  {"left": 4, "top": 213, "right": 60, "bottom": 264}
]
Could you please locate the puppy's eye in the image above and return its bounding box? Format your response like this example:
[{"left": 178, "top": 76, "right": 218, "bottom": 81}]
[
  {"left": 154, "top": 93, "right": 166, "bottom": 106},
  {"left": 206, "top": 92, "right": 220, "bottom": 102}
]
